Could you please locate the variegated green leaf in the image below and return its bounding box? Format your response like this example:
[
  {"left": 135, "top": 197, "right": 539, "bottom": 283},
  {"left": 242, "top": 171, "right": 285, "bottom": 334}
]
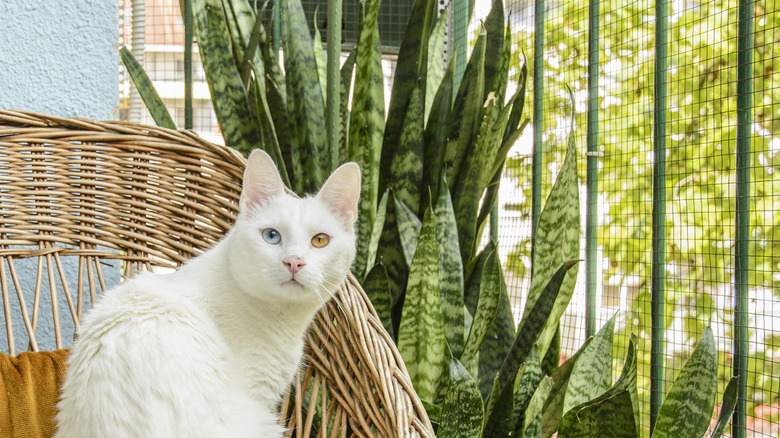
[
  {"left": 464, "top": 241, "right": 495, "bottom": 315},
  {"left": 521, "top": 376, "right": 553, "bottom": 438},
  {"left": 375, "top": 191, "right": 408, "bottom": 307},
  {"left": 250, "top": 64, "right": 291, "bottom": 187},
  {"left": 422, "top": 50, "right": 456, "bottom": 209},
  {"left": 362, "top": 263, "right": 394, "bottom": 339},
  {"left": 709, "top": 376, "right": 738, "bottom": 438},
  {"left": 389, "top": 79, "right": 425, "bottom": 216},
  {"left": 379, "top": 0, "right": 435, "bottom": 196},
  {"left": 397, "top": 207, "right": 448, "bottom": 403},
  {"left": 193, "top": 4, "right": 263, "bottom": 156},
  {"left": 461, "top": 247, "right": 500, "bottom": 374},
  {"left": 512, "top": 347, "right": 544, "bottom": 436},
  {"left": 119, "top": 46, "right": 176, "bottom": 130},
  {"left": 349, "top": 0, "right": 384, "bottom": 278},
  {"left": 492, "top": 13, "right": 512, "bottom": 105},
  {"left": 477, "top": 262, "right": 515, "bottom": 399},
  {"left": 312, "top": 9, "right": 327, "bottom": 105},
  {"left": 394, "top": 196, "right": 423, "bottom": 267},
  {"left": 438, "top": 359, "right": 484, "bottom": 438},
  {"left": 260, "top": 36, "right": 295, "bottom": 178},
  {"left": 653, "top": 325, "right": 718, "bottom": 438},
  {"left": 443, "top": 32, "right": 485, "bottom": 188},
  {"left": 452, "top": 93, "right": 498, "bottom": 262},
  {"left": 499, "top": 260, "right": 580, "bottom": 392},
  {"left": 541, "top": 338, "right": 593, "bottom": 438},
  {"left": 563, "top": 314, "right": 616, "bottom": 413},
  {"left": 282, "top": 0, "right": 327, "bottom": 193},
  {"left": 339, "top": 47, "right": 356, "bottom": 163},
  {"left": 522, "top": 93, "right": 580, "bottom": 359},
  {"left": 558, "top": 335, "right": 639, "bottom": 438},
  {"left": 435, "top": 179, "right": 466, "bottom": 358},
  {"left": 483, "top": 369, "right": 516, "bottom": 438},
  {"left": 425, "top": 6, "right": 448, "bottom": 125},
  {"left": 483, "top": 0, "right": 504, "bottom": 102},
  {"left": 360, "top": 190, "right": 389, "bottom": 278}
]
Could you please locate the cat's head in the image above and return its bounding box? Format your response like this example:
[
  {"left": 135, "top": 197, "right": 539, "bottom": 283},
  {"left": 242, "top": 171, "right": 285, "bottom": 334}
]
[{"left": 228, "top": 149, "right": 360, "bottom": 307}]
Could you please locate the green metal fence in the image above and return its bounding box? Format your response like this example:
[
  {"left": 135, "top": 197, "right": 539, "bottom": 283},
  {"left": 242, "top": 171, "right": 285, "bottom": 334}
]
[{"left": 501, "top": 0, "right": 780, "bottom": 436}]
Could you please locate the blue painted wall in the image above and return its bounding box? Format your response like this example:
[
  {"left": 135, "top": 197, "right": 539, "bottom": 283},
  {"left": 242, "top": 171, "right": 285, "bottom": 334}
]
[
  {"left": 0, "top": 0, "right": 118, "bottom": 119},
  {"left": 0, "top": 0, "right": 119, "bottom": 353}
]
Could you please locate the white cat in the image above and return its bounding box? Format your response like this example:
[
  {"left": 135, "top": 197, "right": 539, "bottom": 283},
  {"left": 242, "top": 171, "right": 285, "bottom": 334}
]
[{"left": 55, "top": 150, "right": 360, "bottom": 438}]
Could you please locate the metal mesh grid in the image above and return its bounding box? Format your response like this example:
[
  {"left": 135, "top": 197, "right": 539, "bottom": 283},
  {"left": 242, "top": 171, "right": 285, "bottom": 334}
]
[{"left": 504, "top": 0, "right": 780, "bottom": 436}]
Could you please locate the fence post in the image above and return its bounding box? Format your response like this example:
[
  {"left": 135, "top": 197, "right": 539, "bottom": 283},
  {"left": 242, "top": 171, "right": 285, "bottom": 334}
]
[
  {"left": 532, "top": 0, "right": 545, "bottom": 238},
  {"left": 183, "top": 0, "right": 193, "bottom": 130},
  {"left": 650, "top": 0, "right": 669, "bottom": 432},
  {"left": 326, "top": 0, "right": 342, "bottom": 170},
  {"left": 585, "top": 0, "right": 600, "bottom": 339},
  {"left": 733, "top": 0, "right": 753, "bottom": 436}
]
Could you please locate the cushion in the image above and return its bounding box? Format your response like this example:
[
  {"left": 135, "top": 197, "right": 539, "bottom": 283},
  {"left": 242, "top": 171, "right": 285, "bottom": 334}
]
[{"left": 0, "top": 349, "right": 69, "bottom": 438}]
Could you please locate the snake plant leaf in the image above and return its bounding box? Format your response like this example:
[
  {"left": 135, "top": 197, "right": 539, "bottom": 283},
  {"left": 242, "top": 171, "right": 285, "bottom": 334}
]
[
  {"left": 520, "top": 376, "right": 553, "bottom": 438},
  {"left": 395, "top": 196, "right": 423, "bottom": 267},
  {"left": 483, "top": 369, "right": 516, "bottom": 438},
  {"left": 483, "top": 0, "right": 504, "bottom": 103},
  {"left": 435, "top": 179, "right": 466, "bottom": 358},
  {"left": 375, "top": 191, "right": 409, "bottom": 307},
  {"left": 358, "top": 189, "right": 389, "bottom": 278},
  {"left": 537, "top": 316, "right": 615, "bottom": 438},
  {"left": 521, "top": 92, "right": 580, "bottom": 359},
  {"left": 339, "top": 47, "right": 357, "bottom": 162},
  {"left": 312, "top": 9, "right": 327, "bottom": 104},
  {"left": 425, "top": 6, "right": 448, "bottom": 125},
  {"left": 379, "top": 0, "right": 435, "bottom": 196},
  {"left": 422, "top": 49, "right": 456, "bottom": 209},
  {"left": 281, "top": 0, "right": 327, "bottom": 193},
  {"left": 389, "top": 79, "right": 425, "bottom": 216},
  {"left": 464, "top": 240, "right": 495, "bottom": 316},
  {"left": 250, "top": 63, "right": 291, "bottom": 188},
  {"left": 492, "top": 16, "right": 512, "bottom": 105},
  {"left": 558, "top": 334, "right": 639, "bottom": 438},
  {"left": 709, "top": 376, "right": 738, "bottom": 438},
  {"left": 349, "top": 0, "right": 383, "bottom": 276},
  {"left": 540, "top": 338, "right": 593, "bottom": 438},
  {"left": 119, "top": 47, "right": 176, "bottom": 130},
  {"left": 452, "top": 93, "right": 498, "bottom": 262},
  {"left": 438, "top": 359, "right": 484, "bottom": 438},
  {"left": 476, "top": 260, "right": 516, "bottom": 400},
  {"left": 397, "top": 206, "right": 448, "bottom": 403},
  {"left": 443, "top": 31, "right": 485, "bottom": 187},
  {"left": 499, "top": 259, "right": 580, "bottom": 392},
  {"left": 192, "top": 4, "right": 264, "bottom": 157},
  {"left": 239, "top": 12, "right": 266, "bottom": 88},
  {"left": 460, "top": 247, "right": 500, "bottom": 374},
  {"left": 362, "top": 263, "right": 394, "bottom": 339},
  {"left": 259, "top": 35, "right": 295, "bottom": 179},
  {"left": 653, "top": 325, "right": 718, "bottom": 438},
  {"left": 502, "top": 62, "right": 528, "bottom": 146},
  {"left": 511, "top": 347, "right": 544, "bottom": 436},
  {"left": 563, "top": 314, "right": 616, "bottom": 414}
]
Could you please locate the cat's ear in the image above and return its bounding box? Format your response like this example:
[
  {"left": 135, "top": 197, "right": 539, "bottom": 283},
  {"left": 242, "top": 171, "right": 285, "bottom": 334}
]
[
  {"left": 317, "top": 163, "right": 361, "bottom": 227},
  {"left": 240, "top": 149, "right": 286, "bottom": 213}
]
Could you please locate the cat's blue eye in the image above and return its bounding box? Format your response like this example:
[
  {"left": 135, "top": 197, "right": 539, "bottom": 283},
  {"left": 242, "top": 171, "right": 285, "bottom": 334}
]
[{"left": 262, "top": 228, "right": 281, "bottom": 244}]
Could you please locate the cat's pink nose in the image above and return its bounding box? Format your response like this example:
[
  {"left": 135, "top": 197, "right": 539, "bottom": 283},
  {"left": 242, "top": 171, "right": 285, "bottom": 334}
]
[{"left": 283, "top": 256, "right": 306, "bottom": 274}]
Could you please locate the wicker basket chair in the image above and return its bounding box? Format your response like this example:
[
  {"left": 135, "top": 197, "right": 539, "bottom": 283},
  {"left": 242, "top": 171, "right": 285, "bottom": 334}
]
[{"left": 0, "top": 110, "right": 434, "bottom": 438}]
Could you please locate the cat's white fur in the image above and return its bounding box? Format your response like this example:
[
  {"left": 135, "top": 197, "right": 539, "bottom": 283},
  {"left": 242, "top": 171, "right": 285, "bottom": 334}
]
[{"left": 55, "top": 150, "right": 360, "bottom": 438}]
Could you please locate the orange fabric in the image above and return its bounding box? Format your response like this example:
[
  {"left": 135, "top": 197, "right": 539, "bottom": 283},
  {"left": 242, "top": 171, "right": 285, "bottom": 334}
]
[{"left": 0, "top": 349, "right": 69, "bottom": 438}]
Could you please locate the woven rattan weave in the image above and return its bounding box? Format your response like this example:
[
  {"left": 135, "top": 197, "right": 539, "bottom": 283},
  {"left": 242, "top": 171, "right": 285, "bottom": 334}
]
[{"left": 0, "top": 110, "right": 434, "bottom": 438}]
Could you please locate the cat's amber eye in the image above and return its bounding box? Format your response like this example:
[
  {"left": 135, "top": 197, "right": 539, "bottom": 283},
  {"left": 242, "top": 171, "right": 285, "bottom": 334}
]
[{"left": 311, "top": 233, "right": 330, "bottom": 248}]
